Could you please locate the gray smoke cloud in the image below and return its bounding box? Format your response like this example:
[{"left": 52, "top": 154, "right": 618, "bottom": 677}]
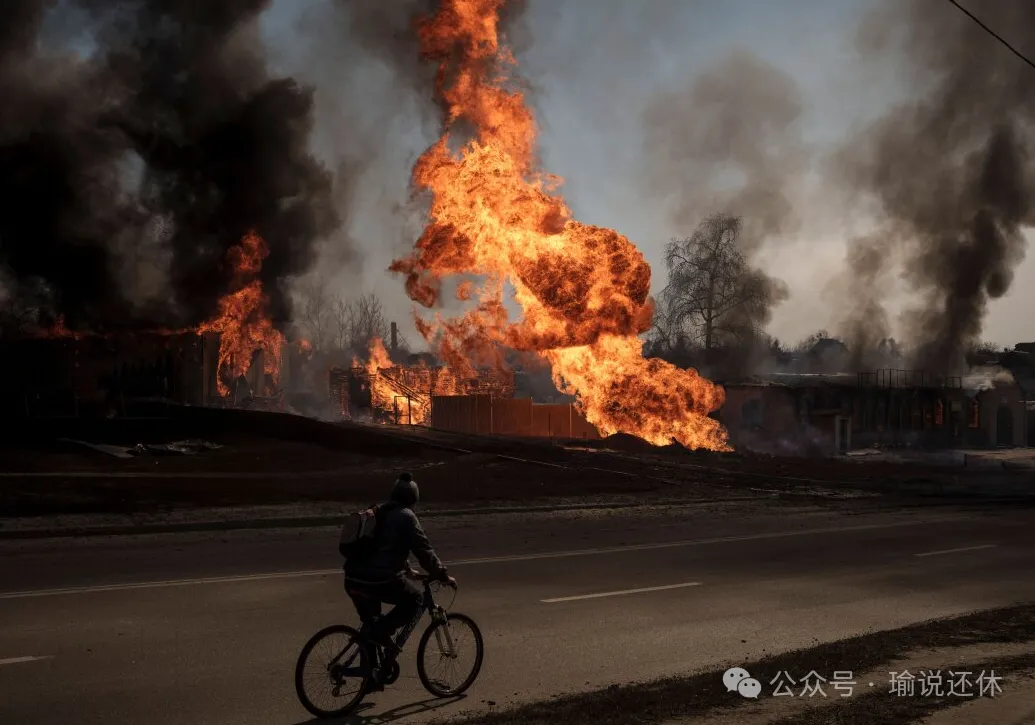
[
  {"left": 833, "top": 232, "right": 896, "bottom": 370},
  {"left": 282, "top": 0, "right": 440, "bottom": 278},
  {"left": 644, "top": 50, "right": 808, "bottom": 255},
  {"left": 831, "top": 0, "right": 1035, "bottom": 373}
]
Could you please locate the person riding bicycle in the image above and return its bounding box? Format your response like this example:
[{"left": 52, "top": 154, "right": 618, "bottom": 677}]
[{"left": 343, "top": 472, "right": 456, "bottom": 661}]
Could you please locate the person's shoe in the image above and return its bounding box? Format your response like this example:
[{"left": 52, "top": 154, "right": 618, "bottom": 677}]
[
  {"left": 366, "top": 670, "right": 385, "bottom": 693},
  {"left": 369, "top": 632, "right": 401, "bottom": 657}
]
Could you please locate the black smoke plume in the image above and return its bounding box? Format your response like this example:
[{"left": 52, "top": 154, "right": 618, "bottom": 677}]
[
  {"left": 833, "top": 0, "right": 1035, "bottom": 372},
  {"left": 0, "top": 0, "right": 338, "bottom": 335}
]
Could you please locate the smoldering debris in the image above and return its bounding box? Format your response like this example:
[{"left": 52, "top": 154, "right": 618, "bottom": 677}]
[
  {"left": 832, "top": 0, "right": 1035, "bottom": 373},
  {"left": 58, "top": 437, "right": 223, "bottom": 458}
]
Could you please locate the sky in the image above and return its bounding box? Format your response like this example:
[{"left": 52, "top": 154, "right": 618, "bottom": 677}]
[{"left": 259, "top": 0, "right": 1035, "bottom": 351}]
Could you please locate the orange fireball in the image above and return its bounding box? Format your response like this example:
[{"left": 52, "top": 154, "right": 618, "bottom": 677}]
[{"left": 390, "top": 0, "right": 729, "bottom": 451}]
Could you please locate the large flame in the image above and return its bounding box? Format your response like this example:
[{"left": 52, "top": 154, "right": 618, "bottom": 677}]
[
  {"left": 36, "top": 315, "right": 82, "bottom": 340},
  {"left": 360, "top": 338, "right": 467, "bottom": 425},
  {"left": 363, "top": 338, "right": 399, "bottom": 420},
  {"left": 389, "top": 0, "right": 729, "bottom": 451},
  {"left": 199, "top": 231, "right": 285, "bottom": 396}
]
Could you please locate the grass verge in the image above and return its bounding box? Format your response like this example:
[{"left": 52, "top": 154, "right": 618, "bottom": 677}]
[
  {"left": 440, "top": 602, "right": 1035, "bottom": 725},
  {"left": 769, "top": 651, "right": 1035, "bottom": 724}
]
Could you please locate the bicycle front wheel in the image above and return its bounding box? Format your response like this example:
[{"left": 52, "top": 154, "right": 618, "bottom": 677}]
[
  {"left": 416, "top": 613, "right": 484, "bottom": 697},
  {"left": 294, "top": 624, "right": 370, "bottom": 718}
]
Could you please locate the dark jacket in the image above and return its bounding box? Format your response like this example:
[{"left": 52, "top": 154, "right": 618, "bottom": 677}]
[{"left": 344, "top": 501, "right": 447, "bottom": 582}]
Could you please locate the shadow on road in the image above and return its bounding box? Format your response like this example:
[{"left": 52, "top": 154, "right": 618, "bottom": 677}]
[{"left": 292, "top": 695, "right": 466, "bottom": 724}]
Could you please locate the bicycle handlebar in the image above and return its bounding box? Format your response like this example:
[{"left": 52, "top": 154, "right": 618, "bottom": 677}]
[{"left": 407, "top": 570, "right": 457, "bottom": 588}]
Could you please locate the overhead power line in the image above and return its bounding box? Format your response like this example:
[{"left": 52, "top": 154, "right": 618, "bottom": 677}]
[{"left": 945, "top": 0, "right": 1035, "bottom": 72}]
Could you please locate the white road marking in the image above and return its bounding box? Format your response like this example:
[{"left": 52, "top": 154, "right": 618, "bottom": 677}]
[
  {"left": 541, "top": 581, "right": 702, "bottom": 603},
  {"left": 914, "top": 544, "right": 998, "bottom": 558},
  {"left": 0, "top": 656, "right": 53, "bottom": 666},
  {"left": 0, "top": 517, "right": 967, "bottom": 601},
  {"left": 0, "top": 570, "right": 336, "bottom": 600},
  {"left": 448, "top": 517, "right": 964, "bottom": 564}
]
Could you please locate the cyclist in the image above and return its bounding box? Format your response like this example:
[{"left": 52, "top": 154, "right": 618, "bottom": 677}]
[{"left": 344, "top": 473, "right": 456, "bottom": 669}]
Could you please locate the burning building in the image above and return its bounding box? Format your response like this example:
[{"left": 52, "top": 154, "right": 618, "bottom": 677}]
[
  {"left": 2, "top": 233, "right": 301, "bottom": 418},
  {"left": 330, "top": 339, "right": 514, "bottom": 425},
  {"left": 328, "top": 338, "right": 599, "bottom": 439},
  {"left": 0, "top": 224, "right": 292, "bottom": 418}
]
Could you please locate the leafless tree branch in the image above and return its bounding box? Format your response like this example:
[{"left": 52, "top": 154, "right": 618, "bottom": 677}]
[
  {"left": 331, "top": 295, "right": 353, "bottom": 352},
  {"left": 657, "top": 212, "right": 775, "bottom": 353},
  {"left": 348, "top": 292, "right": 389, "bottom": 355},
  {"left": 298, "top": 280, "right": 331, "bottom": 351}
]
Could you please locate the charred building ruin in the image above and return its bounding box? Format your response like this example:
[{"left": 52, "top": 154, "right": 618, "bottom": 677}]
[{"left": 719, "top": 365, "right": 1034, "bottom": 455}]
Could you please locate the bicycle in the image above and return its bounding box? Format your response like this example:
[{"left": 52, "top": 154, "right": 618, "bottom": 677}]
[{"left": 294, "top": 572, "right": 484, "bottom": 719}]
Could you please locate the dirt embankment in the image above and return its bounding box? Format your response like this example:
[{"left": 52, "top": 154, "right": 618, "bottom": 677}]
[
  {"left": 1, "top": 408, "right": 1031, "bottom": 518},
  {"left": 0, "top": 410, "right": 665, "bottom": 517}
]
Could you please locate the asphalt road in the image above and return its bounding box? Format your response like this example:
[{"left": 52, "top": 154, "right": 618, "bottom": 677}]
[{"left": 1, "top": 501, "right": 1034, "bottom": 725}]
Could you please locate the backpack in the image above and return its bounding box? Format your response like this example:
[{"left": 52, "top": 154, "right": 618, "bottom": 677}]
[{"left": 338, "top": 505, "right": 381, "bottom": 560}]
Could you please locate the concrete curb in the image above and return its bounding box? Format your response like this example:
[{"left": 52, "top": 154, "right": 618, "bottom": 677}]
[{"left": 0, "top": 496, "right": 773, "bottom": 540}]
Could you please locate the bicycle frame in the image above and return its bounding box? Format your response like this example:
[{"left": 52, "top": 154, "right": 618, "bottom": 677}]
[{"left": 329, "top": 578, "right": 457, "bottom": 677}]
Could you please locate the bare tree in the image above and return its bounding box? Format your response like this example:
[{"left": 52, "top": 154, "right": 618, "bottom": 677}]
[
  {"left": 658, "top": 213, "right": 775, "bottom": 354},
  {"left": 330, "top": 295, "right": 353, "bottom": 351},
  {"left": 644, "top": 302, "right": 701, "bottom": 368},
  {"left": 348, "top": 292, "right": 389, "bottom": 355},
  {"left": 970, "top": 340, "right": 1004, "bottom": 355},
  {"left": 298, "top": 280, "right": 331, "bottom": 351},
  {"left": 794, "top": 329, "right": 830, "bottom": 354},
  {"left": 297, "top": 286, "right": 392, "bottom": 358},
  {"left": 965, "top": 339, "right": 1004, "bottom": 366}
]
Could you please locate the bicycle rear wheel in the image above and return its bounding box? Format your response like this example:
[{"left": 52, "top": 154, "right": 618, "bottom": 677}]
[
  {"left": 295, "top": 624, "right": 370, "bottom": 718},
  {"left": 416, "top": 613, "right": 484, "bottom": 697}
]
